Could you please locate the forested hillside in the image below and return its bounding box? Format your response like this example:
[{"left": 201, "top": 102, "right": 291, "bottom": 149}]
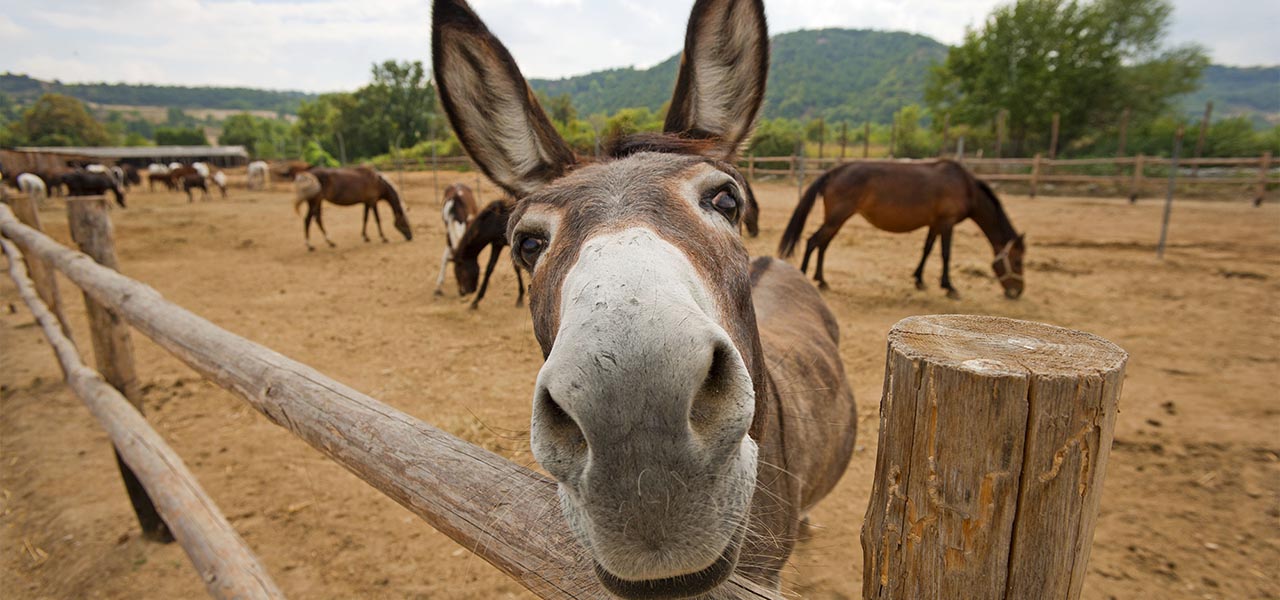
[{"left": 0, "top": 73, "right": 316, "bottom": 115}]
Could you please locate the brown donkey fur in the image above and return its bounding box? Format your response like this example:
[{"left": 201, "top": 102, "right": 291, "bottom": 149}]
[
  {"left": 292, "top": 166, "right": 412, "bottom": 251},
  {"left": 434, "top": 0, "right": 856, "bottom": 596},
  {"left": 778, "top": 160, "right": 1027, "bottom": 298}
]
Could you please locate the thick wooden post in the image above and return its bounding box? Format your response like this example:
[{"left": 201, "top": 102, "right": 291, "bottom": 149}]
[
  {"left": 9, "top": 195, "right": 73, "bottom": 340},
  {"left": 1129, "top": 154, "right": 1145, "bottom": 203},
  {"left": 862, "top": 315, "right": 1126, "bottom": 600},
  {"left": 840, "top": 122, "right": 848, "bottom": 159},
  {"left": 66, "top": 198, "right": 171, "bottom": 543},
  {"left": 1049, "top": 112, "right": 1060, "bottom": 159},
  {"left": 1254, "top": 151, "right": 1271, "bottom": 207},
  {"left": 1030, "top": 153, "right": 1042, "bottom": 198}
]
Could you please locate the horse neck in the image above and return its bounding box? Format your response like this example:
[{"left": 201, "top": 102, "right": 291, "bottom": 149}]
[
  {"left": 455, "top": 218, "right": 499, "bottom": 261},
  {"left": 970, "top": 187, "right": 1017, "bottom": 253}
]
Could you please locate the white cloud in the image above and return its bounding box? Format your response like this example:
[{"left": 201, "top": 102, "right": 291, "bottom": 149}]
[{"left": 0, "top": 0, "right": 1274, "bottom": 92}]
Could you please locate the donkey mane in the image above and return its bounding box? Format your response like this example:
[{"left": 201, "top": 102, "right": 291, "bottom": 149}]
[{"left": 606, "top": 133, "right": 726, "bottom": 160}]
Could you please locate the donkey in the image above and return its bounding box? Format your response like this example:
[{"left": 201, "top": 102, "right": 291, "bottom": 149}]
[
  {"left": 292, "top": 166, "right": 412, "bottom": 251},
  {"left": 451, "top": 199, "right": 524, "bottom": 309},
  {"left": 434, "top": 0, "right": 857, "bottom": 596},
  {"left": 778, "top": 160, "right": 1027, "bottom": 298},
  {"left": 433, "top": 183, "right": 478, "bottom": 296}
]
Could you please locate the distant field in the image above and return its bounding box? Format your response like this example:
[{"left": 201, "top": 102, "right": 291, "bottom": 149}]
[{"left": 86, "top": 102, "right": 296, "bottom": 124}]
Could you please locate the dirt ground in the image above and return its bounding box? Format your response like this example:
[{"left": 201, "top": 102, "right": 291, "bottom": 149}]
[{"left": 1, "top": 169, "right": 1276, "bottom": 600}]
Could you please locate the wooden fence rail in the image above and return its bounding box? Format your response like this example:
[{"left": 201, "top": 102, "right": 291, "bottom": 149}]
[
  {"left": 0, "top": 204, "right": 779, "bottom": 600},
  {"left": 0, "top": 231, "right": 283, "bottom": 600}
]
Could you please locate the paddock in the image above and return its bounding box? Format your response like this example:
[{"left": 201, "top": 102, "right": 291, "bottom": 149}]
[{"left": 1, "top": 169, "right": 1276, "bottom": 599}]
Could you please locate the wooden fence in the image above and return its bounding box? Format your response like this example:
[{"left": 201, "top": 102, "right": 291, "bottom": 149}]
[
  {"left": 1, "top": 196, "right": 1129, "bottom": 599},
  {"left": 742, "top": 153, "right": 1277, "bottom": 203}
]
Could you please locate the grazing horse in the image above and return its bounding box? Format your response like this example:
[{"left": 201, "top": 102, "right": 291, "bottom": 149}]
[
  {"left": 434, "top": 0, "right": 857, "bottom": 596},
  {"left": 247, "top": 160, "right": 270, "bottom": 190},
  {"left": 148, "top": 164, "right": 175, "bottom": 191},
  {"left": 211, "top": 171, "right": 228, "bottom": 198},
  {"left": 63, "top": 171, "right": 126, "bottom": 208},
  {"left": 433, "top": 183, "right": 479, "bottom": 296},
  {"left": 451, "top": 199, "right": 524, "bottom": 309},
  {"left": 778, "top": 160, "right": 1027, "bottom": 298},
  {"left": 17, "top": 173, "right": 47, "bottom": 204},
  {"left": 182, "top": 173, "right": 209, "bottom": 202},
  {"left": 291, "top": 166, "right": 412, "bottom": 251}
]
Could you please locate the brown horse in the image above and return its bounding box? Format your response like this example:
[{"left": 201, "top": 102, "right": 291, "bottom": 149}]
[
  {"left": 451, "top": 199, "right": 524, "bottom": 309},
  {"left": 433, "top": 183, "right": 479, "bottom": 296},
  {"left": 434, "top": 0, "right": 857, "bottom": 596},
  {"left": 292, "top": 167, "right": 412, "bottom": 251},
  {"left": 778, "top": 160, "right": 1026, "bottom": 298}
]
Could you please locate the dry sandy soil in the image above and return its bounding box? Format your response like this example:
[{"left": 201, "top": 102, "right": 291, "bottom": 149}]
[{"left": 1, "top": 169, "right": 1277, "bottom": 599}]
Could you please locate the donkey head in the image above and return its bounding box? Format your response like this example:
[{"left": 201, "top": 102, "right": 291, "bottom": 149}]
[{"left": 434, "top": 0, "right": 769, "bottom": 596}]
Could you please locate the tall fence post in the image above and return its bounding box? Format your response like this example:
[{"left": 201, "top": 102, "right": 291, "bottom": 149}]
[
  {"left": 1049, "top": 112, "right": 1060, "bottom": 160},
  {"left": 9, "top": 195, "right": 73, "bottom": 340},
  {"left": 748, "top": 154, "right": 756, "bottom": 180},
  {"left": 1157, "top": 127, "right": 1184, "bottom": 259},
  {"left": 796, "top": 141, "right": 806, "bottom": 200},
  {"left": 1030, "top": 153, "right": 1042, "bottom": 199},
  {"left": 1129, "top": 154, "right": 1145, "bottom": 203},
  {"left": 1193, "top": 101, "right": 1213, "bottom": 178},
  {"left": 862, "top": 315, "right": 1126, "bottom": 600},
  {"left": 1255, "top": 151, "right": 1272, "bottom": 207},
  {"left": 66, "top": 197, "right": 172, "bottom": 543}
]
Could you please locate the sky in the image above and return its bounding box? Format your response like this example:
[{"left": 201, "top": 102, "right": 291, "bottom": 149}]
[{"left": 0, "top": 0, "right": 1276, "bottom": 93}]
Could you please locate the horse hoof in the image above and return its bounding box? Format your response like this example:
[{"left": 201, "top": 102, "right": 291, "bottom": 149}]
[
  {"left": 817, "top": 281, "right": 830, "bottom": 291},
  {"left": 381, "top": 238, "right": 389, "bottom": 243},
  {"left": 945, "top": 289, "right": 960, "bottom": 300},
  {"left": 363, "top": 237, "right": 370, "bottom": 243},
  {"left": 327, "top": 242, "right": 337, "bottom": 248},
  {"left": 515, "top": 300, "right": 524, "bottom": 308},
  {"left": 307, "top": 246, "right": 315, "bottom": 252},
  {"left": 433, "top": 289, "right": 444, "bottom": 298},
  {"left": 468, "top": 303, "right": 479, "bottom": 311},
  {"left": 915, "top": 280, "right": 927, "bottom": 291}
]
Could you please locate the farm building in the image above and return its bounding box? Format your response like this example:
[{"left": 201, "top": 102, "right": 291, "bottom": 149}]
[{"left": 6, "top": 145, "right": 250, "bottom": 170}]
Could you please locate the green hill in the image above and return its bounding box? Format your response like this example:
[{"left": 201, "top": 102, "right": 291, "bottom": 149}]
[
  {"left": 0, "top": 73, "right": 316, "bottom": 115},
  {"left": 530, "top": 29, "right": 948, "bottom": 123},
  {"left": 1178, "top": 65, "right": 1279, "bottom": 126}
]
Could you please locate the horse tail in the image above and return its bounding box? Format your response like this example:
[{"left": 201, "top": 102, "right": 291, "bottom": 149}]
[
  {"left": 292, "top": 172, "right": 321, "bottom": 215},
  {"left": 778, "top": 169, "right": 832, "bottom": 258}
]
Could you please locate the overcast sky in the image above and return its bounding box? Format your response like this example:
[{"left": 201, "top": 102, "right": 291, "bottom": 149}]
[{"left": 1, "top": 0, "right": 1276, "bottom": 93}]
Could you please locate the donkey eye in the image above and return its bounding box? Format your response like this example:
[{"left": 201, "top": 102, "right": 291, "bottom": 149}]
[
  {"left": 706, "top": 188, "right": 740, "bottom": 222},
  {"left": 517, "top": 235, "right": 547, "bottom": 268}
]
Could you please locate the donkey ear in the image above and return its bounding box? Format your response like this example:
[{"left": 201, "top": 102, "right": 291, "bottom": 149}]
[
  {"left": 432, "top": 0, "right": 576, "bottom": 198},
  {"left": 664, "top": 0, "right": 769, "bottom": 159}
]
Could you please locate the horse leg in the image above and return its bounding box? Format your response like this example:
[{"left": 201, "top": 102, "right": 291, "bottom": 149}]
[
  {"left": 433, "top": 246, "right": 452, "bottom": 296},
  {"left": 514, "top": 262, "right": 525, "bottom": 307},
  {"left": 802, "top": 221, "right": 842, "bottom": 284},
  {"left": 303, "top": 205, "right": 316, "bottom": 252},
  {"left": 362, "top": 205, "right": 371, "bottom": 242},
  {"left": 470, "top": 243, "right": 503, "bottom": 310},
  {"left": 371, "top": 203, "right": 388, "bottom": 242},
  {"left": 940, "top": 228, "right": 959, "bottom": 299},
  {"left": 913, "top": 230, "right": 938, "bottom": 290},
  {"left": 314, "top": 203, "right": 336, "bottom": 248}
]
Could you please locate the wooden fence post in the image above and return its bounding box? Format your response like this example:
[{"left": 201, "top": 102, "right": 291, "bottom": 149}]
[
  {"left": 1049, "top": 112, "right": 1060, "bottom": 160},
  {"left": 1116, "top": 108, "right": 1131, "bottom": 175},
  {"left": 1157, "top": 127, "right": 1184, "bottom": 259},
  {"left": 9, "top": 195, "right": 73, "bottom": 340},
  {"left": 1030, "top": 153, "right": 1042, "bottom": 198},
  {"left": 862, "top": 315, "right": 1126, "bottom": 600},
  {"left": 1193, "top": 101, "right": 1213, "bottom": 178},
  {"left": 66, "top": 197, "right": 171, "bottom": 543},
  {"left": 749, "top": 154, "right": 756, "bottom": 180},
  {"left": 1255, "top": 151, "right": 1272, "bottom": 207},
  {"left": 1129, "top": 154, "right": 1145, "bottom": 203},
  {"left": 995, "top": 109, "right": 1007, "bottom": 159}
]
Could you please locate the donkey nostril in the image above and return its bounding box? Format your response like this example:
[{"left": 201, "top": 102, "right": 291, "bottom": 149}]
[
  {"left": 535, "top": 388, "right": 587, "bottom": 455},
  {"left": 690, "top": 343, "right": 737, "bottom": 433}
]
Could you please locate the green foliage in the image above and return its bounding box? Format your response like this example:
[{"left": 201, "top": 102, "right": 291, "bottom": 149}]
[
  {"left": 892, "top": 105, "right": 937, "bottom": 158},
  {"left": 7, "top": 93, "right": 113, "bottom": 146},
  {"left": 293, "top": 61, "right": 440, "bottom": 162},
  {"left": 123, "top": 132, "right": 151, "bottom": 147},
  {"left": 748, "top": 118, "right": 803, "bottom": 157},
  {"left": 927, "top": 0, "right": 1207, "bottom": 156},
  {"left": 0, "top": 72, "right": 314, "bottom": 114},
  {"left": 220, "top": 113, "right": 298, "bottom": 158},
  {"left": 154, "top": 126, "right": 208, "bottom": 146},
  {"left": 603, "top": 107, "right": 663, "bottom": 139},
  {"left": 303, "top": 140, "right": 339, "bottom": 168}
]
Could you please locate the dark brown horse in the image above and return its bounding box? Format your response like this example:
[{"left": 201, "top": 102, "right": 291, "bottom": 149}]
[
  {"left": 435, "top": 0, "right": 856, "bottom": 596},
  {"left": 452, "top": 199, "right": 524, "bottom": 309},
  {"left": 62, "top": 171, "right": 126, "bottom": 208},
  {"left": 778, "top": 160, "right": 1026, "bottom": 298},
  {"left": 181, "top": 173, "right": 209, "bottom": 202},
  {"left": 433, "top": 183, "right": 479, "bottom": 296},
  {"left": 292, "top": 167, "right": 412, "bottom": 251}
]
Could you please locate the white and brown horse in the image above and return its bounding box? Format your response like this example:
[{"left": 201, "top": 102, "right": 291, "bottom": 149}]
[
  {"left": 433, "top": 183, "right": 478, "bottom": 296},
  {"left": 434, "top": 0, "right": 857, "bottom": 597}
]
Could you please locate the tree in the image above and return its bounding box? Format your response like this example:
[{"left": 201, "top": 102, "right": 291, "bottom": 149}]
[
  {"left": 370, "top": 60, "right": 437, "bottom": 147},
  {"left": 155, "top": 126, "right": 208, "bottom": 145},
  {"left": 893, "top": 105, "right": 937, "bottom": 158},
  {"left": 8, "top": 93, "right": 113, "bottom": 146},
  {"left": 546, "top": 93, "right": 577, "bottom": 126},
  {"left": 926, "top": 0, "right": 1207, "bottom": 156}
]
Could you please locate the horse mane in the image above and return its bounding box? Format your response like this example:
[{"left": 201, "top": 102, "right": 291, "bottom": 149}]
[
  {"left": 972, "top": 177, "right": 1020, "bottom": 244},
  {"left": 376, "top": 173, "right": 406, "bottom": 214}
]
